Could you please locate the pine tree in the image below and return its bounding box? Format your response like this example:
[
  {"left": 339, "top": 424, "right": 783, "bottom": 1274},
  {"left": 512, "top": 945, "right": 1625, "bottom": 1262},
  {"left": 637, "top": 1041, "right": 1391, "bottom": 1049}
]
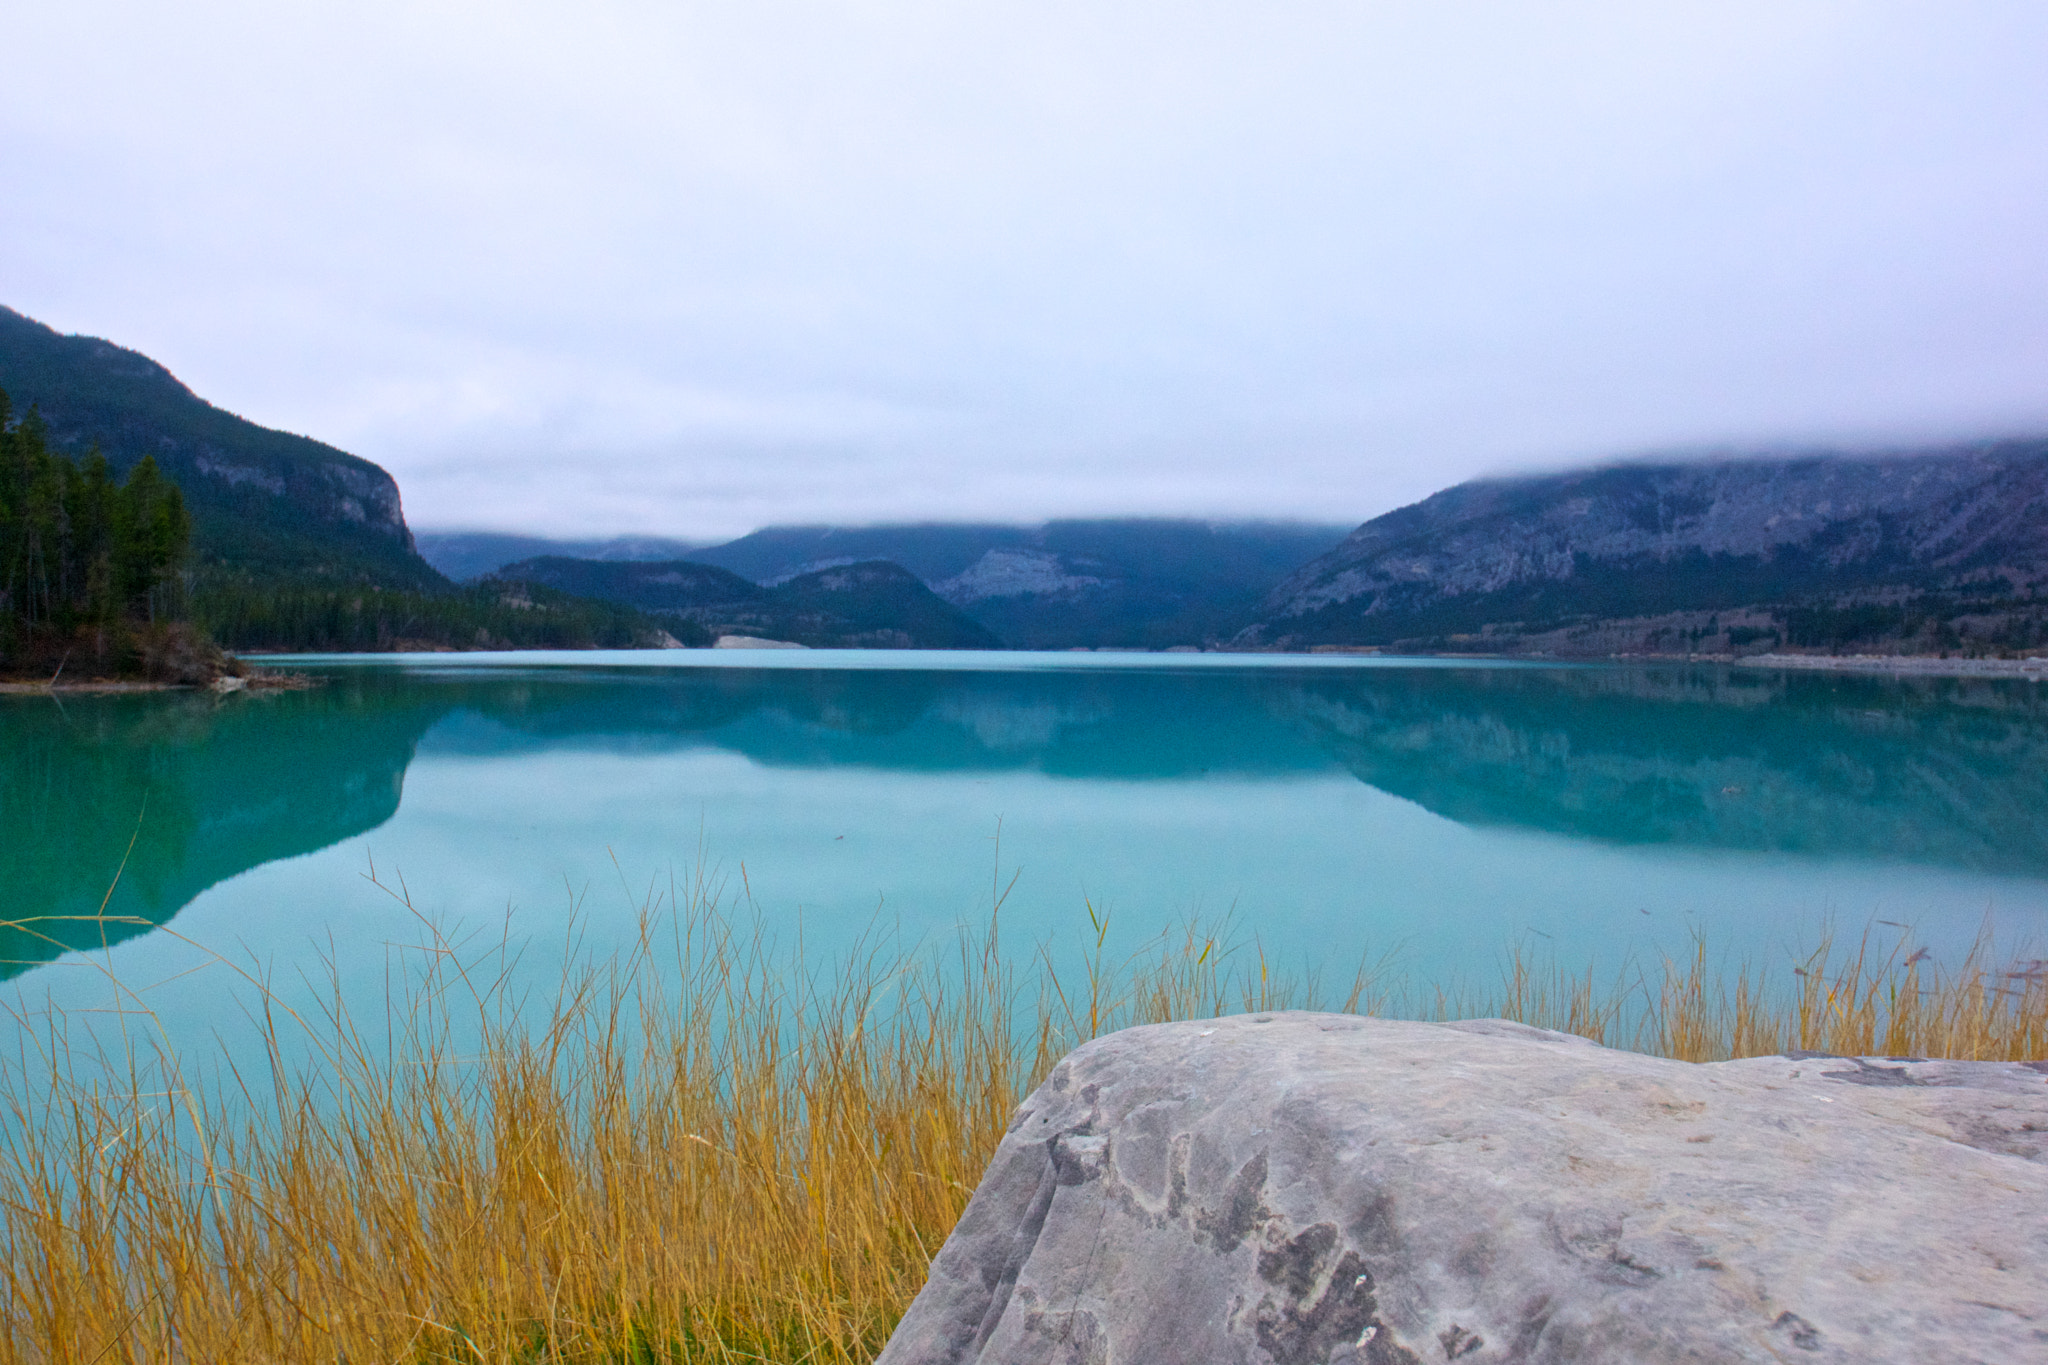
[
  {"left": 69, "top": 448, "right": 118, "bottom": 626},
  {"left": 2, "top": 388, "right": 195, "bottom": 668},
  {"left": 5, "top": 406, "right": 65, "bottom": 628},
  {"left": 0, "top": 387, "right": 15, "bottom": 648},
  {"left": 114, "top": 455, "right": 190, "bottom": 624}
]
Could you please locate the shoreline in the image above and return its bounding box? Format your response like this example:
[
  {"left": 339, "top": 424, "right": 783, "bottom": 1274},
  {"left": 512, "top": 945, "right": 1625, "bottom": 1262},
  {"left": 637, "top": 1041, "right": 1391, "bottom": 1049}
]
[
  {"left": 1300, "top": 644, "right": 2048, "bottom": 678},
  {"left": 0, "top": 668, "right": 317, "bottom": 695},
  {"left": 10, "top": 647, "right": 2048, "bottom": 685},
  {"left": 0, "top": 678, "right": 191, "bottom": 693},
  {"left": 1731, "top": 651, "right": 2048, "bottom": 679}
]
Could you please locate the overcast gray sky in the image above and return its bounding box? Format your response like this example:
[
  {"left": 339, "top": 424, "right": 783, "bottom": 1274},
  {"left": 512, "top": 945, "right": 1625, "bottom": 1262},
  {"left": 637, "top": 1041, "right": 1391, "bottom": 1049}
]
[{"left": 4, "top": 2, "right": 2046, "bottom": 539}]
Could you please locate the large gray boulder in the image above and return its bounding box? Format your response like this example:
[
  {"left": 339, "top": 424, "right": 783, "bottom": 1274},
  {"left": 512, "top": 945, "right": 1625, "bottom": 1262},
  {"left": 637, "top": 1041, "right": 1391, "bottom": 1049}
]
[{"left": 878, "top": 1014, "right": 2048, "bottom": 1365}]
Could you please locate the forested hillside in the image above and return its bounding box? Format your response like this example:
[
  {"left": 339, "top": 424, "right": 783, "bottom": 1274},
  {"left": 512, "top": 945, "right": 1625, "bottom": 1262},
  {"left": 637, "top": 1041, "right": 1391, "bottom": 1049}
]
[
  {"left": 0, "top": 306, "right": 436, "bottom": 589},
  {"left": 1, "top": 309, "right": 689, "bottom": 657},
  {"left": 197, "top": 581, "right": 700, "bottom": 653}
]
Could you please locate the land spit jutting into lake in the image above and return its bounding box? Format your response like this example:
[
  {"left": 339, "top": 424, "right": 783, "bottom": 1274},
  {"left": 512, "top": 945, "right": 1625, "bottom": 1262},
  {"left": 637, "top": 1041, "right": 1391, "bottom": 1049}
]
[{"left": 1, "top": 871, "right": 2041, "bottom": 1365}]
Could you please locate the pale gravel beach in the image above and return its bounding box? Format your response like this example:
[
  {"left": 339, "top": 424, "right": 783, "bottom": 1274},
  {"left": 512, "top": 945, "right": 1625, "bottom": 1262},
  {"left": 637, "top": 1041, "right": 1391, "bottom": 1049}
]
[{"left": 1737, "top": 652, "right": 2048, "bottom": 679}]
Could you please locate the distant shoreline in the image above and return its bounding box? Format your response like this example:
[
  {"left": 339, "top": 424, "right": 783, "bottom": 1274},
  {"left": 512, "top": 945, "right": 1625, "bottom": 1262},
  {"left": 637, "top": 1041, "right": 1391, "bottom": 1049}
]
[
  {"left": 1730, "top": 652, "right": 2048, "bottom": 679},
  {"left": 9, "top": 648, "right": 2047, "bottom": 686},
  {"left": 1264, "top": 643, "right": 2048, "bottom": 679},
  {"left": 1309, "top": 643, "right": 2048, "bottom": 678}
]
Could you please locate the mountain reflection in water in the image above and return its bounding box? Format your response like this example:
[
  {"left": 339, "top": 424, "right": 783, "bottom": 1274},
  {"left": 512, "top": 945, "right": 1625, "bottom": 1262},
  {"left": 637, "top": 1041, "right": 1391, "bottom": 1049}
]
[
  {"left": 5, "top": 657, "right": 2046, "bottom": 978},
  {"left": 1, "top": 681, "right": 438, "bottom": 977}
]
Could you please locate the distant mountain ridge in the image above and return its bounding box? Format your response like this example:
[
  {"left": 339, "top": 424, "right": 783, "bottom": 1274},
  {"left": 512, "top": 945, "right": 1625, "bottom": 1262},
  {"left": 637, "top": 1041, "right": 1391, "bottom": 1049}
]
[
  {"left": 493, "top": 556, "right": 1000, "bottom": 649},
  {"left": 0, "top": 305, "right": 439, "bottom": 588},
  {"left": 416, "top": 531, "right": 704, "bottom": 583},
  {"left": 683, "top": 519, "right": 1353, "bottom": 648},
  {"left": 1238, "top": 442, "right": 2048, "bottom": 655},
  {"left": 431, "top": 519, "right": 1351, "bottom": 649}
]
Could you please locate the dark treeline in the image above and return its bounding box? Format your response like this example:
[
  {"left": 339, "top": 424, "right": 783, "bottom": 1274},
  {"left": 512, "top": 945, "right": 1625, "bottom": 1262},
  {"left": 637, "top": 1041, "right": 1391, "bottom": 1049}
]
[
  {"left": 1781, "top": 595, "right": 2048, "bottom": 655},
  {"left": 197, "top": 581, "right": 708, "bottom": 653},
  {"left": 1, "top": 387, "right": 196, "bottom": 675}
]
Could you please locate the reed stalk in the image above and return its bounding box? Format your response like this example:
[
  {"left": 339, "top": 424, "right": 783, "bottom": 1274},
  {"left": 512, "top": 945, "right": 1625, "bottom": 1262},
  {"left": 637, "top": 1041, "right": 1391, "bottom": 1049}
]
[{"left": 0, "top": 872, "right": 2040, "bottom": 1364}]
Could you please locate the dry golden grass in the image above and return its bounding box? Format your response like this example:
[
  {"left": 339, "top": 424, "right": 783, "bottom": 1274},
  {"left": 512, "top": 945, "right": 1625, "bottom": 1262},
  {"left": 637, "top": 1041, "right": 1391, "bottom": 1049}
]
[
  {"left": 1473, "top": 924, "right": 2048, "bottom": 1063},
  {"left": 0, "top": 870, "right": 2041, "bottom": 1365}
]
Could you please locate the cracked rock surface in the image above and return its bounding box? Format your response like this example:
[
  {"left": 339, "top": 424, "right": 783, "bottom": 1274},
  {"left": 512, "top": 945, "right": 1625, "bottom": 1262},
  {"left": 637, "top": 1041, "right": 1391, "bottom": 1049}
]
[{"left": 875, "top": 1014, "right": 2048, "bottom": 1365}]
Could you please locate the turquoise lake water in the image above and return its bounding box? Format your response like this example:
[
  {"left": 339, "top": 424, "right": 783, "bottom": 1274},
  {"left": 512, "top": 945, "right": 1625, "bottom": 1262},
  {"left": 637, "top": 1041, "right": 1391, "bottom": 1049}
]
[{"left": 6, "top": 651, "right": 2048, "bottom": 1051}]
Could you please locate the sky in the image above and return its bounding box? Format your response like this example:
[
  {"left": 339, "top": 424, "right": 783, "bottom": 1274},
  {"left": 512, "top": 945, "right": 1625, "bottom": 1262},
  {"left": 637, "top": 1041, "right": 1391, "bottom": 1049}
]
[{"left": 4, "top": 2, "right": 2047, "bottom": 540}]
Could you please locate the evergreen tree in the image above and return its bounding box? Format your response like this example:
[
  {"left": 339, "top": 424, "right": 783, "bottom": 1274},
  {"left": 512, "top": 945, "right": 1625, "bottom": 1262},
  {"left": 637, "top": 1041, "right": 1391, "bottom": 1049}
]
[
  {"left": 0, "top": 403, "right": 65, "bottom": 628},
  {"left": 0, "top": 387, "right": 13, "bottom": 624},
  {"left": 114, "top": 455, "right": 189, "bottom": 623},
  {"left": 1, "top": 387, "right": 194, "bottom": 667},
  {"left": 69, "top": 448, "right": 118, "bottom": 625}
]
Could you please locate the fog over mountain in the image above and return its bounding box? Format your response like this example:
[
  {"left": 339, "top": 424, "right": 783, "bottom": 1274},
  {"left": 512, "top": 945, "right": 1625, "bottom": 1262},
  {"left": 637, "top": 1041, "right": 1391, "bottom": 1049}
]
[{"left": 6, "top": 4, "right": 2046, "bottom": 538}]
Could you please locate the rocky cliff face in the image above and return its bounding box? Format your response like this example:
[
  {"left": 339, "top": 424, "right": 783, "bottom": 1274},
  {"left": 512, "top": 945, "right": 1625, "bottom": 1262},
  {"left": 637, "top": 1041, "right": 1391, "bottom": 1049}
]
[
  {"left": 0, "top": 305, "right": 436, "bottom": 587},
  {"left": 1238, "top": 444, "right": 2048, "bottom": 653}
]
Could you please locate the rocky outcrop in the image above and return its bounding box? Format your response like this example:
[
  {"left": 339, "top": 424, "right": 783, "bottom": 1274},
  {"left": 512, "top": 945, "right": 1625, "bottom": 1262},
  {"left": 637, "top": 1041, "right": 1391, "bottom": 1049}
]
[
  {"left": 1237, "top": 445, "right": 2048, "bottom": 653},
  {"left": 933, "top": 548, "right": 1107, "bottom": 603},
  {"left": 880, "top": 1013, "right": 2048, "bottom": 1365}
]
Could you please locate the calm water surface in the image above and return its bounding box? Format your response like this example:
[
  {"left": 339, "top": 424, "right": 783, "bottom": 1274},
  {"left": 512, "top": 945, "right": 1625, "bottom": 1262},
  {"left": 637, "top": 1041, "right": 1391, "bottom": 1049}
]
[{"left": 6, "top": 651, "right": 2047, "bottom": 1046}]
